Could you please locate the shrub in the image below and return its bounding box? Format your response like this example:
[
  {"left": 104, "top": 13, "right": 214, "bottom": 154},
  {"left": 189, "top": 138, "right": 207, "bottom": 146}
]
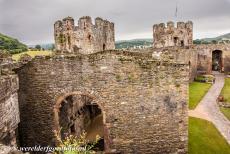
[
  {"left": 54, "top": 130, "right": 101, "bottom": 154},
  {"left": 195, "top": 75, "right": 214, "bottom": 83}
]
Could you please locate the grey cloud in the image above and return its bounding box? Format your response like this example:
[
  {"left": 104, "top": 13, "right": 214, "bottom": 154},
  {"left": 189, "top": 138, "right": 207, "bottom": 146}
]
[{"left": 0, "top": 0, "right": 230, "bottom": 44}]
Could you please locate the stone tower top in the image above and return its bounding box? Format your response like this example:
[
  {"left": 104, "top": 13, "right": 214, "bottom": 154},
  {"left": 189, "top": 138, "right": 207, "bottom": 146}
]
[
  {"left": 54, "top": 16, "right": 115, "bottom": 54},
  {"left": 153, "top": 21, "right": 193, "bottom": 48}
]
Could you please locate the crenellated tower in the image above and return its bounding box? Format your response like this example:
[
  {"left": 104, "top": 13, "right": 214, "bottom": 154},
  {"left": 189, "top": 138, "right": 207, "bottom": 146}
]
[
  {"left": 54, "top": 16, "right": 115, "bottom": 54},
  {"left": 153, "top": 21, "right": 193, "bottom": 48}
]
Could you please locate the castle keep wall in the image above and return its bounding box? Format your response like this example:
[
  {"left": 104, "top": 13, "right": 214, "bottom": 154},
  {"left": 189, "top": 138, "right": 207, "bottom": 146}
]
[
  {"left": 153, "top": 21, "right": 193, "bottom": 48},
  {"left": 17, "top": 49, "right": 188, "bottom": 153},
  {"left": 54, "top": 16, "right": 115, "bottom": 54}
]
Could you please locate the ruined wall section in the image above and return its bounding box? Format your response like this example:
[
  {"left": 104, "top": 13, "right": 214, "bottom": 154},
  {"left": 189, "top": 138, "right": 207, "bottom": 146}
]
[
  {"left": 17, "top": 50, "right": 188, "bottom": 153},
  {"left": 194, "top": 44, "right": 230, "bottom": 74},
  {"left": 0, "top": 73, "right": 19, "bottom": 146},
  {"left": 153, "top": 21, "right": 193, "bottom": 48},
  {"left": 54, "top": 16, "right": 115, "bottom": 54}
]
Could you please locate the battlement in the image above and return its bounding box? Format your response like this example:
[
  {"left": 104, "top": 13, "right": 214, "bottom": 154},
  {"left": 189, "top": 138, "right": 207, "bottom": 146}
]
[
  {"left": 153, "top": 21, "right": 193, "bottom": 48},
  {"left": 54, "top": 16, "right": 115, "bottom": 54},
  {"left": 63, "top": 16, "right": 74, "bottom": 21},
  {"left": 153, "top": 21, "right": 193, "bottom": 31}
]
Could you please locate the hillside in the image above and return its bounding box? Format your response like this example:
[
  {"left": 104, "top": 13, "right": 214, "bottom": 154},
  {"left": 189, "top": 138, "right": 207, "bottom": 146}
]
[
  {"left": 0, "top": 33, "right": 27, "bottom": 54},
  {"left": 115, "top": 39, "right": 152, "bottom": 49},
  {"left": 27, "top": 33, "right": 230, "bottom": 51},
  {"left": 194, "top": 33, "right": 230, "bottom": 44},
  {"left": 31, "top": 39, "right": 153, "bottom": 50}
]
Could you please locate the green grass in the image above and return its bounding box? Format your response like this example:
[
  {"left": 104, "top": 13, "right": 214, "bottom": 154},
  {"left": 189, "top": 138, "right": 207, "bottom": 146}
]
[
  {"left": 12, "top": 50, "right": 53, "bottom": 61},
  {"left": 221, "top": 78, "right": 230, "bottom": 103},
  {"left": 189, "top": 117, "right": 230, "bottom": 154},
  {"left": 220, "top": 107, "right": 230, "bottom": 121},
  {"left": 189, "top": 82, "right": 212, "bottom": 109}
]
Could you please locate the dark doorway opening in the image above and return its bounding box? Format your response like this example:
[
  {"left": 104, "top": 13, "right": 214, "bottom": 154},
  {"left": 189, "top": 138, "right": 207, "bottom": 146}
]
[
  {"left": 103, "top": 44, "right": 106, "bottom": 50},
  {"left": 58, "top": 94, "right": 104, "bottom": 151},
  {"left": 212, "top": 50, "right": 223, "bottom": 72}
]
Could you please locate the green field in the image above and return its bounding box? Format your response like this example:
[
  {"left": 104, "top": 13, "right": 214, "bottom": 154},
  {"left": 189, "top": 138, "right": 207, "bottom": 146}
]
[
  {"left": 221, "top": 78, "right": 230, "bottom": 103},
  {"left": 189, "top": 82, "right": 212, "bottom": 109},
  {"left": 12, "top": 50, "right": 53, "bottom": 61},
  {"left": 189, "top": 117, "right": 230, "bottom": 154}
]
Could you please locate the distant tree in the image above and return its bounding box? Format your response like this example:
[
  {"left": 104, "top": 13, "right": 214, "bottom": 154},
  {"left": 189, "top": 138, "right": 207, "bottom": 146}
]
[
  {"left": 51, "top": 44, "right": 55, "bottom": 51},
  {"left": 193, "top": 40, "right": 201, "bottom": 45},
  {"left": 35, "top": 44, "right": 41, "bottom": 51},
  {"left": 202, "top": 41, "right": 211, "bottom": 45},
  {"left": 211, "top": 40, "right": 217, "bottom": 44}
]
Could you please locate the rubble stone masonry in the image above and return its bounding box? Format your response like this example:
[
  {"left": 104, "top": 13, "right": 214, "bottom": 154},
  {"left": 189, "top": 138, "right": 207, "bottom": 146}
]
[{"left": 17, "top": 49, "right": 188, "bottom": 153}]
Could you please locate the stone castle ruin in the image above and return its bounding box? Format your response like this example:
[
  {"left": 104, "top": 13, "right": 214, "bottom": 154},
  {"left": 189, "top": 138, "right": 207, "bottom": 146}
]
[
  {"left": 54, "top": 16, "right": 115, "bottom": 54},
  {"left": 153, "top": 21, "right": 193, "bottom": 48},
  {"left": 1, "top": 15, "right": 230, "bottom": 154}
]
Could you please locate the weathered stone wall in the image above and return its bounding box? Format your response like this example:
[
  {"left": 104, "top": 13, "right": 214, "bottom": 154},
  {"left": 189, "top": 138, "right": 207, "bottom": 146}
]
[
  {"left": 17, "top": 50, "right": 188, "bottom": 153},
  {"left": 54, "top": 16, "right": 115, "bottom": 54},
  {"left": 0, "top": 74, "right": 19, "bottom": 146},
  {"left": 153, "top": 21, "right": 193, "bottom": 48}
]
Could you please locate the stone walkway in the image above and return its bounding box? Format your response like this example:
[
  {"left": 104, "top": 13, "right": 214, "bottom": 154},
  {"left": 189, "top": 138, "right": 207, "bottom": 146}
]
[{"left": 189, "top": 72, "right": 230, "bottom": 144}]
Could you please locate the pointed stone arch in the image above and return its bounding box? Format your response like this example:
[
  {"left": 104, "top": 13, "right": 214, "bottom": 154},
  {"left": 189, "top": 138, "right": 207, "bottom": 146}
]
[{"left": 53, "top": 91, "right": 107, "bottom": 151}]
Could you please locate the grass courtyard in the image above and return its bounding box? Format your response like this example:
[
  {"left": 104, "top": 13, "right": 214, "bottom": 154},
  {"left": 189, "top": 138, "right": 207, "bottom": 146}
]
[
  {"left": 220, "top": 78, "right": 230, "bottom": 121},
  {"left": 189, "top": 82, "right": 212, "bottom": 109},
  {"left": 221, "top": 78, "right": 230, "bottom": 103},
  {"left": 12, "top": 50, "right": 53, "bottom": 61},
  {"left": 220, "top": 107, "right": 230, "bottom": 121},
  {"left": 189, "top": 117, "right": 230, "bottom": 154}
]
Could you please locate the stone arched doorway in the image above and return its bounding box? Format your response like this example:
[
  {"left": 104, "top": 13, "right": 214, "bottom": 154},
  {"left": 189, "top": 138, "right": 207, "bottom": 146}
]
[
  {"left": 212, "top": 50, "right": 223, "bottom": 72},
  {"left": 54, "top": 92, "right": 105, "bottom": 151}
]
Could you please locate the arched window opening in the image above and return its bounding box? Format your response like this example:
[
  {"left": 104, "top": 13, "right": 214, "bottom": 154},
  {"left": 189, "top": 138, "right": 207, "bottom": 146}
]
[
  {"left": 67, "top": 36, "right": 71, "bottom": 48},
  {"left": 88, "top": 34, "right": 91, "bottom": 41},
  {"left": 174, "top": 37, "right": 179, "bottom": 45},
  {"left": 181, "top": 40, "right": 184, "bottom": 47}
]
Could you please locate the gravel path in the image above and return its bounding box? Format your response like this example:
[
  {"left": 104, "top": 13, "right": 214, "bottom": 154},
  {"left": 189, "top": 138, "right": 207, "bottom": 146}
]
[{"left": 189, "top": 72, "right": 230, "bottom": 144}]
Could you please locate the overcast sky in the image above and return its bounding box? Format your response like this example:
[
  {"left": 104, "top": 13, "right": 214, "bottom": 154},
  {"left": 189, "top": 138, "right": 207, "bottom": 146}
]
[{"left": 0, "top": 0, "right": 230, "bottom": 45}]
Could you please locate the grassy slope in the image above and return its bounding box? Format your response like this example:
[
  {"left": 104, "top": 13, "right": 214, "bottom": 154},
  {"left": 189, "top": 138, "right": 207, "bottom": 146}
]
[
  {"left": 12, "top": 50, "right": 52, "bottom": 61},
  {"left": 189, "top": 117, "right": 230, "bottom": 154},
  {"left": 189, "top": 82, "right": 212, "bottom": 109}
]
